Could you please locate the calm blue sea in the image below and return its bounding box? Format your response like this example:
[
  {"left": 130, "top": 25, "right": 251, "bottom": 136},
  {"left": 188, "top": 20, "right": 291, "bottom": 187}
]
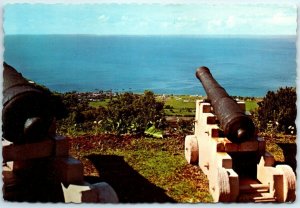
[{"left": 4, "top": 35, "right": 296, "bottom": 97}]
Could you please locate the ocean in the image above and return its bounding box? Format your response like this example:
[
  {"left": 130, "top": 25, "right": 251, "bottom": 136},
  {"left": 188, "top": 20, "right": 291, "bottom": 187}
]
[{"left": 4, "top": 35, "right": 296, "bottom": 97}]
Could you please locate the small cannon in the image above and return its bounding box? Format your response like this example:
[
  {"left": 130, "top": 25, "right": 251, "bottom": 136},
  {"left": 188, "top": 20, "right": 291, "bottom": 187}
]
[
  {"left": 185, "top": 66, "right": 296, "bottom": 202},
  {"left": 3, "top": 63, "right": 56, "bottom": 143}
]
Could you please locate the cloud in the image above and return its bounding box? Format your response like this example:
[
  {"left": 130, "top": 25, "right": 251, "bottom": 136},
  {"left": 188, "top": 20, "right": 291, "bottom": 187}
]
[
  {"left": 208, "top": 19, "right": 222, "bottom": 27},
  {"left": 98, "top": 15, "right": 109, "bottom": 23},
  {"left": 4, "top": 4, "right": 296, "bottom": 35},
  {"left": 121, "top": 15, "right": 129, "bottom": 22},
  {"left": 161, "top": 22, "right": 171, "bottom": 29},
  {"left": 176, "top": 16, "right": 189, "bottom": 22},
  {"left": 226, "top": 16, "right": 236, "bottom": 28},
  {"left": 207, "top": 18, "right": 223, "bottom": 33},
  {"left": 209, "top": 16, "right": 243, "bottom": 30},
  {"left": 138, "top": 21, "right": 149, "bottom": 27},
  {"left": 266, "top": 12, "right": 295, "bottom": 25}
]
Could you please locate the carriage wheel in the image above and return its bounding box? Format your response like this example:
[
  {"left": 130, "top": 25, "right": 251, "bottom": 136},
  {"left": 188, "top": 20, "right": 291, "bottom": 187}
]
[
  {"left": 184, "top": 135, "right": 198, "bottom": 164},
  {"left": 276, "top": 165, "right": 296, "bottom": 202},
  {"left": 209, "top": 167, "right": 231, "bottom": 202}
]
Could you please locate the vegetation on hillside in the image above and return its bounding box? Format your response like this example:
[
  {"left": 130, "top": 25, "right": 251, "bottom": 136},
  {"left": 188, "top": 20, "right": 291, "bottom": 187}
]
[
  {"left": 252, "top": 87, "right": 296, "bottom": 135},
  {"left": 57, "top": 90, "right": 166, "bottom": 136},
  {"left": 104, "top": 91, "right": 166, "bottom": 135},
  {"left": 56, "top": 87, "right": 295, "bottom": 137}
]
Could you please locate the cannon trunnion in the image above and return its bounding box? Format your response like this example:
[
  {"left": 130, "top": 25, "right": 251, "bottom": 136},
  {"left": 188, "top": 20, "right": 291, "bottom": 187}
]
[{"left": 185, "top": 66, "right": 296, "bottom": 203}]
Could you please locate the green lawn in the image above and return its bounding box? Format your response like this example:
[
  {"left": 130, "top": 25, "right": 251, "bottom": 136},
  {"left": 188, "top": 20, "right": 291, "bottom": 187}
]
[
  {"left": 89, "top": 99, "right": 110, "bottom": 108},
  {"left": 245, "top": 100, "right": 259, "bottom": 111},
  {"left": 164, "top": 95, "right": 200, "bottom": 109},
  {"left": 162, "top": 95, "right": 259, "bottom": 116},
  {"left": 89, "top": 95, "right": 259, "bottom": 116},
  {"left": 162, "top": 95, "right": 201, "bottom": 116}
]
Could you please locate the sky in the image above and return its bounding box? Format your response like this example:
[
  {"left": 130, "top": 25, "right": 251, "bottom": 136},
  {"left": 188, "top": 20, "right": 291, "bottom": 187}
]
[{"left": 3, "top": 3, "right": 298, "bottom": 35}]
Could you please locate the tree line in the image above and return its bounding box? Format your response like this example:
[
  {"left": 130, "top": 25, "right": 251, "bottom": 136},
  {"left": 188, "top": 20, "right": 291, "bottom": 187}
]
[{"left": 54, "top": 87, "right": 296, "bottom": 137}]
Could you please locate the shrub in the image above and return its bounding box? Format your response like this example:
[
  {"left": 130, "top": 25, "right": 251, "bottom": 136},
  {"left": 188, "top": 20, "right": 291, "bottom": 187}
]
[
  {"left": 105, "top": 91, "right": 166, "bottom": 135},
  {"left": 56, "top": 90, "right": 167, "bottom": 136},
  {"left": 176, "top": 118, "right": 194, "bottom": 134},
  {"left": 253, "top": 87, "right": 296, "bottom": 134}
]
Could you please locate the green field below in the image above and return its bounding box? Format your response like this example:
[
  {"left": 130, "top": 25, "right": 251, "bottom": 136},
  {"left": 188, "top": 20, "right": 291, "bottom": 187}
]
[
  {"left": 245, "top": 100, "right": 259, "bottom": 111},
  {"left": 162, "top": 95, "right": 259, "bottom": 116},
  {"left": 89, "top": 98, "right": 110, "bottom": 108},
  {"left": 162, "top": 95, "right": 201, "bottom": 116},
  {"left": 89, "top": 95, "right": 259, "bottom": 117}
]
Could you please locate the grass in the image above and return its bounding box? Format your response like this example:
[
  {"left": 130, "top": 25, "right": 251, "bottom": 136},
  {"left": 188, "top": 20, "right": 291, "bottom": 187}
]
[
  {"left": 163, "top": 95, "right": 259, "bottom": 116},
  {"left": 163, "top": 95, "right": 200, "bottom": 116},
  {"left": 89, "top": 95, "right": 259, "bottom": 116},
  {"left": 260, "top": 133, "right": 296, "bottom": 168},
  {"left": 245, "top": 100, "right": 259, "bottom": 111},
  {"left": 88, "top": 99, "right": 110, "bottom": 108},
  {"left": 68, "top": 131, "right": 296, "bottom": 203},
  {"left": 69, "top": 135, "right": 213, "bottom": 203},
  {"left": 163, "top": 95, "right": 201, "bottom": 108}
]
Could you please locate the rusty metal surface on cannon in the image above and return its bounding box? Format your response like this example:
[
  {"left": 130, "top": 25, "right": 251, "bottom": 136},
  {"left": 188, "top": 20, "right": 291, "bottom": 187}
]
[
  {"left": 2, "top": 63, "right": 55, "bottom": 143},
  {"left": 195, "top": 66, "right": 255, "bottom": 143}
]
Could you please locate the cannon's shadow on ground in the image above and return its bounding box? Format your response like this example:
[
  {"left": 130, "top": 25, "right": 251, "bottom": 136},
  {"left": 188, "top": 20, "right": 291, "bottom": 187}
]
[
  {"left": 85, "top": 154, "right": 175, "bottom": 203},
  {"left": 276, "top": 143, "right": 297, "bottom": 173}
]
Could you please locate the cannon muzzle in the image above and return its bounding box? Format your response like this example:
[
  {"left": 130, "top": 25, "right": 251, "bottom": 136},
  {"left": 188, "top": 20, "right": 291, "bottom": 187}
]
[
  {"left": 196, "top": 66, "right": 255, "bottom": 143},
  {"left": 2, "top": 63, "right": 60, "bottom": 143}
]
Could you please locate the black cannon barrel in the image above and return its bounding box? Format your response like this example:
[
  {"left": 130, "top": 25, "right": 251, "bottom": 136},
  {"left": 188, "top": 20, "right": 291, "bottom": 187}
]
[
  {"left": 2, "top": 63, "right": 55, "bottom": 143},
  {"left": 196, "top": 66, "right": 255, "bottom": 143}
]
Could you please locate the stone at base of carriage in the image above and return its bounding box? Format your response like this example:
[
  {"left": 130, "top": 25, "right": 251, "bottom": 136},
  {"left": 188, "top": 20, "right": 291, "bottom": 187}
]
[
  {"left": 2, "top": 135, "right": 69, "bottom": 162},
  {"left": 61, "top": 182, "right": 119, "bottom": 203}
]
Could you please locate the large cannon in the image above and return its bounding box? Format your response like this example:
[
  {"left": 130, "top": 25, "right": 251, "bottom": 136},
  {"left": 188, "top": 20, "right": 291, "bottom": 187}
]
[
  {"left": 2, "top": 62, "right": 59, "bottom": 143},
  {"left": 196, "top": 66, "right": 255, "bottom": 143},
  {"left": 2, "top": 63, "right": 118, "bottom": 203},
  {"left": 185, "top": 66, "right": 296, "bottom": 203}
]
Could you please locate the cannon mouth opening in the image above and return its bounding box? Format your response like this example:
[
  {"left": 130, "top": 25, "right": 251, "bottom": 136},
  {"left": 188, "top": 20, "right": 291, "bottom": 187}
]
[
  {"left": 24, "top": 117, "right": 49, "bottom": 140},
  {"left": 237, "top": 128, "right": 248, "bottom": 140},
  {"left": 2, "top": 92, "right": 53, "bottom": 144},
  {"left": 195, "top": 66, "right": 211, "bottom": 80}
]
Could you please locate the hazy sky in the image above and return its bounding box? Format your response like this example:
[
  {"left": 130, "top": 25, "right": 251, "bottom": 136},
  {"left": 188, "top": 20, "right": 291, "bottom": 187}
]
[{"left": 4, "top": 3, "right": 297, "bottom": 35}]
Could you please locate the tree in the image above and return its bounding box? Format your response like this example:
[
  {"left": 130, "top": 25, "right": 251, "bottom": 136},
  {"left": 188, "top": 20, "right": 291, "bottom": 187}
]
[
  {"left": 105, "top": 91, "right": 166, "bottom": 135},
  {"left": 254, "top": 87, "right": 296, "bottom": 134},
  {"left": 56, "top": 92, "right": 90, "bottom": 134},
  {"left": 55, "top": 90, "right": 166, "bottom": 136}
]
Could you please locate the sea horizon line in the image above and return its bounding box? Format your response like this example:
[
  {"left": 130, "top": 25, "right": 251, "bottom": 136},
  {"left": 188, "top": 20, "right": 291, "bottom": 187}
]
[{"left": 4, "top": 34, "right": 297, "bottom": 39}]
